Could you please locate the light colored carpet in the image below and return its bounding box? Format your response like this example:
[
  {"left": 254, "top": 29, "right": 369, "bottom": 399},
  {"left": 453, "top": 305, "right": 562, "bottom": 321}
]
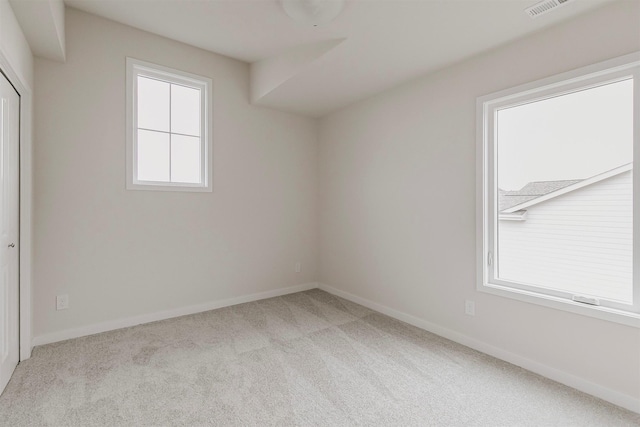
[{"left": 0, "top": 289, "right": 638, "bottom": 426}]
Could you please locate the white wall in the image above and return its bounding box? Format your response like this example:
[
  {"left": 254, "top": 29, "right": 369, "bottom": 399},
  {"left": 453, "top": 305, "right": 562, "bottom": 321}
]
[
  {"left": 33, "top": 9, "right": 318, "bottom": 339},
  {"left": 319, "top": 1, "right": 640, "bottom": 409}
]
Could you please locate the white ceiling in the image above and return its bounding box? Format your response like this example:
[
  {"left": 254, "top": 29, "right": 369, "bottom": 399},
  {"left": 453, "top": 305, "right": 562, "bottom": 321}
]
[{"left": 58, "top": 0, "right": 615, "bottom": 117}]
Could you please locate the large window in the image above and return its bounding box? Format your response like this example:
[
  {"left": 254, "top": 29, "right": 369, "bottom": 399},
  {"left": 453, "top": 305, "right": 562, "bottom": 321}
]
[
  {"left": 126, "top": 58, "right": 212, "bottom": 192},
  {"left": 477, "top": 53, "right": 639, "bottom": 326}
]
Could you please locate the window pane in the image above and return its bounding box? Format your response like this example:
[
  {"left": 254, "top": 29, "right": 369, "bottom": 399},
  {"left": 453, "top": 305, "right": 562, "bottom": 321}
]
[
  {"left": 137, "top": 77, "right": 170, "bottom": 132},
  {"left": 171, "top": 84, "right": 200, "bottom": 136},
  {"left": 171, "top": 134, "right": 201, "bottom": 184},
  {"left": 496, "top": 79, "right": 633, "bottom": 304},
  {"left": 137, "top": 129, "right": 170, "bottom": 182}
]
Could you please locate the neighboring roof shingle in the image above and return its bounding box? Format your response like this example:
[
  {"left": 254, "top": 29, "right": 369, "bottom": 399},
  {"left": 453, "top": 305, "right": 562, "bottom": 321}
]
[
  {"left": 499, "top": 179, "right": 581, "bottom": 212},
  {"left": 498, "top": 163, "right": 632, "bottom": 214}
]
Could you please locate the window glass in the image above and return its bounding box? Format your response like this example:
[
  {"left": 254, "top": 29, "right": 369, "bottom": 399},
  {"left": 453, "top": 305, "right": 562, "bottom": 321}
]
[
  {"left": 137, "top": 130, "right": 170, "bottom": 182},
  {"left": 171, "top": 84, "right": 201, "bottom": 137},
  {"left": 137, "top": 77, "right": 170, "bottom": 132},
  {"left": 495, "top": 79, "right": 633, "bottom": 304},
  {"left": 171, "top": 134, "right": 201, "bottom": 183}
]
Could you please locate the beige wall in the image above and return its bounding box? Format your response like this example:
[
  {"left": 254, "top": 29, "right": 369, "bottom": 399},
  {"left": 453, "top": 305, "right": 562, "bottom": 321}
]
[
  {"left": 318, "top": 1, "right": 640, "bottom": 407},
  {"left": 33, "top": 9, "right": 318, "bottom": 338}
]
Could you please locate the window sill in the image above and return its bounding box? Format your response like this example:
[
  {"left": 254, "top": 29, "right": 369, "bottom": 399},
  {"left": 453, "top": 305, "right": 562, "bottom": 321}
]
[
  {"left": 479, "top": 282, "right": 640, "bottom": 328},
  {"left": 126, "top": 182, "right": 212, "bottom": 193}
]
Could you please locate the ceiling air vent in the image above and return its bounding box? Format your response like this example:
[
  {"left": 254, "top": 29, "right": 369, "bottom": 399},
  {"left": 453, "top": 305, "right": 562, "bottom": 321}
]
[{"left": 525, "top": 0, "right": 573, "bottom": 18}]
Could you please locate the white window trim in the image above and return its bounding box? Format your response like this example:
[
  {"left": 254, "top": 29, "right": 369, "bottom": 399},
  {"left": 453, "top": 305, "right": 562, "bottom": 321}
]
[
  {"left": 476, "top": 51, "right": 640, "bottom": 328},
  {"left": 126, "top": 57, "right": 213, "bottom": 192}
]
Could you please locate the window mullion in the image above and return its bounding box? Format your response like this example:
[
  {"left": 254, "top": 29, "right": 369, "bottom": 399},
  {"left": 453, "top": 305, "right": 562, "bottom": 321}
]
[
  {"left": 487, "top": 104, "right": 499, "bottom": 284},
  {"left": 168, "top": 83, "right": 172, "bottom": 183},
  {"left": 201, "top": 88, "right": 206, "bottom": 186},
  {"left": 633, "top": 69, "right": 640, "bottom": 311}
]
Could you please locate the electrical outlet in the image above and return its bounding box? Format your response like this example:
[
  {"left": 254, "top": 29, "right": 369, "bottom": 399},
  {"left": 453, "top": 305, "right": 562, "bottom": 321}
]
[
  {"left": 295, "top": 262, "right": 301, "bottom": 273},
  {"left": 56, "top": 294, "right": 69, "bottom": 310},
  {"left": 465, "top": 300, "right": 475, "bottom": 316}
]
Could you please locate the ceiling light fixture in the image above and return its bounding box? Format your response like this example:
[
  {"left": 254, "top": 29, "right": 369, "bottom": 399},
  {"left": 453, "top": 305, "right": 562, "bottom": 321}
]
[{"left": 280, "top": 0, "right": 345, "bottom": 27}]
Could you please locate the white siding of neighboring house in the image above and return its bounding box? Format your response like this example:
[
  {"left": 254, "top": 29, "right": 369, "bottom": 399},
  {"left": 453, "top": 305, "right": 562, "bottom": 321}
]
[{"left": 498, "top": 170, "right": 632, "bottom": 303}]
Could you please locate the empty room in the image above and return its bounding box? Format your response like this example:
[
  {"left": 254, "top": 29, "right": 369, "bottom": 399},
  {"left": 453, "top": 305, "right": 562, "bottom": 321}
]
[{"left": 0, "top": 0, "right": 639, "bottom": 425}]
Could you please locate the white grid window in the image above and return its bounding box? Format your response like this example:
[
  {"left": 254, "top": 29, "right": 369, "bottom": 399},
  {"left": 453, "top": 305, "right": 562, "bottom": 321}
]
[{"left": 126, "top": 58, "right": 212, "bottom": 192}]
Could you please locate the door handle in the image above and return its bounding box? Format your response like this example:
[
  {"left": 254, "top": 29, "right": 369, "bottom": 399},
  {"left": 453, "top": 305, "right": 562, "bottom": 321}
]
[{"left": 8, "top": 243, "right": 14, "bottom": 248}]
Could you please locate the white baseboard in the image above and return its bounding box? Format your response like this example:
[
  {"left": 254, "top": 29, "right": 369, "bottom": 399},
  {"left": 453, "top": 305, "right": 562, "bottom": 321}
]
[
  {"left": 32, "top": 282, "right": 319, "bottom": 347},
  {"left": 31, "top": 281, "right": 638, "bottom": 413},
  {"left": 318, "top": 283, "right": 640, "bottom": 414}
]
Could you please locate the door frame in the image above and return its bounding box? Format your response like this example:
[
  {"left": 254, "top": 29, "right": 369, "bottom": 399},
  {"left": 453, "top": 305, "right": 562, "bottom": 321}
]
[{"left": 0, "top": 49, "right": 33, "bottom": 361}]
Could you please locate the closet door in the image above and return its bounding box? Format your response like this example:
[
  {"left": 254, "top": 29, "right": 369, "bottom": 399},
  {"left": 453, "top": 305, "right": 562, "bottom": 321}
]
[{"left": 0, "top": 70, "right": 20, "bottom": 396}]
